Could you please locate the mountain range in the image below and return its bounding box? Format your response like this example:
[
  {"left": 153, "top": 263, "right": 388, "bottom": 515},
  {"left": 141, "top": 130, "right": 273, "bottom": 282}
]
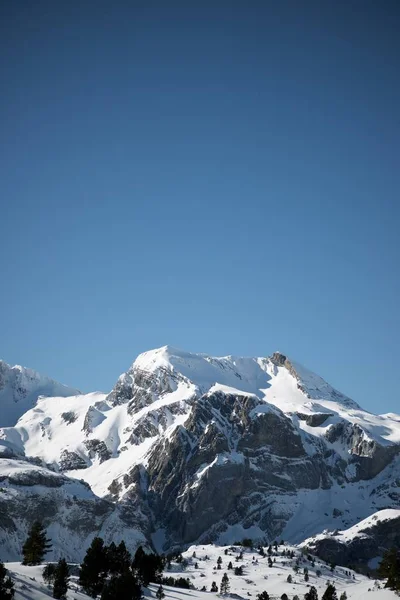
[{"left": 0, "top": 346, "right": 399, "bottom": 567}]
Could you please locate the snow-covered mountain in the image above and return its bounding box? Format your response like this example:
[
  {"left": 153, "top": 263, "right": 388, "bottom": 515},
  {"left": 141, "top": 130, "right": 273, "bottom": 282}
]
[
  {"left": 0, "top": 346, "right": 399, "bottom": 563},
  {"left": 0, "top": 360, "right": 79, "bottom": 427}
]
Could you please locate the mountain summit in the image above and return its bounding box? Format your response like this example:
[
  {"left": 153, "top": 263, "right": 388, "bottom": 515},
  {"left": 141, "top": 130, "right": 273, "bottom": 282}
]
[{"left": 0, "top": 346, "right": 399, "bottom": 560}]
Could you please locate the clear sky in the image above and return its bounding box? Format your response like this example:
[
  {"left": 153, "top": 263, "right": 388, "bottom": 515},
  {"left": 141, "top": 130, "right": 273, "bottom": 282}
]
[{"left": 1, "top": 1, "right": 399, "bottom": 414}]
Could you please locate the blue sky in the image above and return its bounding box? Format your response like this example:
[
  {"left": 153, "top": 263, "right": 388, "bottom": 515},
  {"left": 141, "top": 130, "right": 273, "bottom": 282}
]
[{"left": 1, "top": 1, "right": 399, "bottom": 414}]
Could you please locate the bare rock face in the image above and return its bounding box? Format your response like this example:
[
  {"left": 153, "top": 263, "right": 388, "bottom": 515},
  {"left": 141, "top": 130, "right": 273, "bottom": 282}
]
[
  {"left": 304, "top": 512, "right": 400, "bottom": 572},
  {"left": 0, "top": 458, "right": 148, "bottom": 561},
  {"left": 127, "top": 390, "right": 333, "bottom": 548},
  {"left": 84, "top": 439, "right": 111, "bottom": 463},
  {"left": 325, "top": 421, "right": 400, "bottom": 480},
  {"left": 59, "top": 450, "right": 87, "bottom": 471}
]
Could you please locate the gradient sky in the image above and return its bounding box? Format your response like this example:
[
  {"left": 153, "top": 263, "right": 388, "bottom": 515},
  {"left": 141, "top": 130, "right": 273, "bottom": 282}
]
[{"left": 1, "top": 1, "right": 399, "bottom": 414}]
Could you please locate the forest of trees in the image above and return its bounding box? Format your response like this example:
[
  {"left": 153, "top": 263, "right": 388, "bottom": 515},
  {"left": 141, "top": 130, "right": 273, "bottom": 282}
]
[{"left": 4, "top": 525, "right": 399, "bottom": 600}]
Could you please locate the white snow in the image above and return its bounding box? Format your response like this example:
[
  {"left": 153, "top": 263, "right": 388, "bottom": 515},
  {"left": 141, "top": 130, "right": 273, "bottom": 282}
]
[{"left": 4, "top": 541, "right": 399, "bottom": 600}]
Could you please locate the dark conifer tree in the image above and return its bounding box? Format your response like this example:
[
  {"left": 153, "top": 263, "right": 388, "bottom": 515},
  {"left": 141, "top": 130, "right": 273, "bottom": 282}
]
[
  {"left": 211, "top": 581, "right": 218, "bottom": 592},
  {"left": 256, "top": 592, "right": 269, "bottom": 600},
  {"left": 132, "top": 547, "right": 163, "bottom": 586},
  {"left": 379, "top": 547, "right": 400, "bottom": 591},
  {"left": 107, "top": 541, "right": 131, "bottom": 575},
  {"left": 79, "top": 537, "right": 109, "bottom": 598},
  {"left": 304, "top": 586, "right": 319, "bottom": 600},
  {"left": 53, "top": 558, "right": 69, "bottom": 600},
  {"left": 322, "top": 583, "right": 338, "bottom": 600},
  {"left": 101, "top": 571, "right": 142, "bottom": 600},
  {"left": 43, "top": 563, "right": 57, "bottom": 586},
  {"left": 22, "top": 522, "right": 52, "bottom": 565},
  {"left": 0, "top": 562, "right": 15, "bottom": 599},
  {"left": 156, "top": 584, "right": 165, "bottom": 599},
  {"left": 220, "top": 573, "right": 230, "bottom": 595}
]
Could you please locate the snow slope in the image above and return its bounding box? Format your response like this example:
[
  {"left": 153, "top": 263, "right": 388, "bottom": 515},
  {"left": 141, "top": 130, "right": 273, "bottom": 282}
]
[
  {"left": 0, "top": 360, "right": 79, "bottom": 427},
  {"left": 5, "top": 541, "right": 399, "bottom": 600}
]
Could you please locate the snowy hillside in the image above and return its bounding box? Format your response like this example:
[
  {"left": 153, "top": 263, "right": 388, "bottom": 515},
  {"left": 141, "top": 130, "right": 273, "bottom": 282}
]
[
  {"left": 5, "top": 541, "right": 399, "bottom": 600},
  {"left": 0, "top": 360, "right": 79, "bottom": 427},
  {"left": 0, "top": 346, "right": 399, "bottom": 561}
]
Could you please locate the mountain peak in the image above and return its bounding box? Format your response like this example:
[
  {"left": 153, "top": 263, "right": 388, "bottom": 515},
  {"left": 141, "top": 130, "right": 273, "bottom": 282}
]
[{"left": 0, "top": 359, "right": 80, "bottom": 427}]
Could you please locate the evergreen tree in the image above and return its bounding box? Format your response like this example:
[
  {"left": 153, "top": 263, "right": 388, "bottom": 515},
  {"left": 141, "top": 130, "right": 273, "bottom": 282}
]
[
  {"left": 234, "top": 566, "right": 243, "bottom": 576},
  {"left": 228, "top": 561, "right": 233, "bottom": 570},
  {"left": 256, "top": 592, "right": 269, "bottom": 600},
  {"left": 107, "top": 541, "right": 131, "bottom": 575},
  {"left": 379, "top": 547, "right": 400, "bottom": 591},
  {"left": 43, "top": 564, "right": 57, "bottom": 586},
  {"left": 79, "top": 537, "right": 109, "bottom": 598},
  {"left": 220, "top": 573, "right": 230, "bottom": 595},
  {"left": 22, "top": 522, "right": 52, "bottom": 565},
  {"left": 339, "top": 593, "right": 347, "bottom": 600},
  {"left": 132, "top": 547, "right": 163, "bottom": 586},
  {"left": 268, "top": 557, "right": 273, "bottom": 568},
  {"left": 304, "top": 586, "right": 319, "bottom": 600},
  {"left": 53, "top": 558, "right": 69, "bottom": 600},
  {"left": 156, "top": 585, "right": 165, "bottom": 600},
  {"left": 286, "top": 574, "right": 292, "bottom": 583},
  {"left": 211, "top": 581, "right": 218, "bottom": 592},
  {"left": 322, "top": 583, "right": 338, "bottom": 600},
  {"left": 304, "top": 571, "right": 309, "bottom": 582},
  {"left": 101, "top": 571, "right": 142, "bottom": 600},
  {"left": 0, "top": 562, "right": 15, "bottom": 599},
  {"left": 281, "top": 595, "right": 288, "bottom": 600}
]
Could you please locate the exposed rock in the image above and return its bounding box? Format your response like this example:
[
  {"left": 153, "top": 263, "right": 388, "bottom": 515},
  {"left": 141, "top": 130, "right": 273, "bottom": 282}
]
[
  {"left": 61, "top": 411, "right": 77, "bottom": 425},
  {"left": 304, "top": 512, "right": 400, "bottom": 572},
  {"left": 59, "top": 450, "right": 87, "bottom": 471},
  {"left": 84, "top": 439, "right": 111, "bottom": 463},
  {"left": 297, "top": 412, "right": 333, "bottom": 427}
]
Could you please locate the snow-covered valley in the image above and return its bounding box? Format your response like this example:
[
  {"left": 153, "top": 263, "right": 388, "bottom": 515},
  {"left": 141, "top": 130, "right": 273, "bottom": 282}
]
[{"left": 4, "top": 541, "right": 399, "bottom": 599}]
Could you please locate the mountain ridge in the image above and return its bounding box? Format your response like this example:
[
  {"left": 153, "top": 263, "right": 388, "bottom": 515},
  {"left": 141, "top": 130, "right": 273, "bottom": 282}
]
[{"left": 0, "top": 346, "right": 399, "bottom": 563}]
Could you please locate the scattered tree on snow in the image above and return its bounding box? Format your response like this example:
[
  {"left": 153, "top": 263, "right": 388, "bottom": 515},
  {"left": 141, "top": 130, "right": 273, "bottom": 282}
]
[{"left": 22, "top": 521, "right": 52, "bottom": 565}]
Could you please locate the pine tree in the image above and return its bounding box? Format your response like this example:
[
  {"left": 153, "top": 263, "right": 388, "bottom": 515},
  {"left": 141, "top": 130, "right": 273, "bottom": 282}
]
[
  {"left": 43, "top": 564, "right": 57, "bottom": 585},
  {"left": 156, "top": 585, "right": 165, "bottom": 600},
  {"left": 107, "top": 541, "right": 131, "bottom": 575},
  {"left": 228, "top": 561, "right": 233, "bottom": 570},
  {"left": 0, "top": 562, "right": 15, "bottom": 599},
  {"left": 256, "top": 592, "right": 269, "bottom": 600},
  {"left": 379, "top": 547, "right": 400, "bottom": 591},
  {"left": 101, "top": 571, "right": 142, "bottom": 600},
  {"left": 211, "top": 581, "right": 218, "bottom": 592},
  {"left": 22, "top": 522, "right": 52, "bottom": 565},
  {"left": 220, "top": 573, "right": 230, "bottom": 595},
  {"left": 132, "top": 547, "right": 163, "bottom": 586},
  {"left": 53, "top": 558, "right": 69, "bottom": 600},
  {"left": 322, "top": 583, "right": 337, "bottom": 600},
  {"left": 79, "top": 537, "right": 109, "bottom": 598},
  {"left": 304, "top": 586, "right": 319, "bottom": 600},
  {"left": 305, "top": 571, "right": 309, "bottom": 582},
  {"left": 339, "top": 593, "right": 347, "bottom": 600},
  {"left": 286, "top": 574, "right": 292, "bottom": 583},
  {"left": 281, "top": 594, "right": 288, "bottom": 600}
]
